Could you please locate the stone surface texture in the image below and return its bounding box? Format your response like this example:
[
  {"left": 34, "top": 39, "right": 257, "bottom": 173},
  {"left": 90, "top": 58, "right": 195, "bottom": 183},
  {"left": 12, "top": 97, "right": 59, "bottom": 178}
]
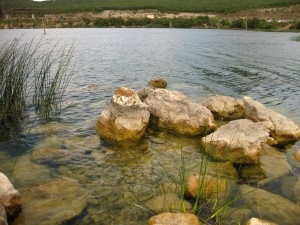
[
  {"left": 144, "top": 89, "right": 216, "bottom": 136},
  {"left": 202, "top": 119, "right": 270, "bottom": 164},
  {"left": 96, "top": 87, "right": 150, "bottom": 144},
  {"left": 243, "top": 96, "right": 300, "bottom": 144},
  {"left": 203, "top": 95, "right": 244, "bottom": 120}
]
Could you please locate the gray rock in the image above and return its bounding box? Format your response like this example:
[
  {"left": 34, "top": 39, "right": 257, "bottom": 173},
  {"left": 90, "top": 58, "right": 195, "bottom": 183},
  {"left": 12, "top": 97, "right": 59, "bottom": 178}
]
[
  {"left": 202, "top": 119, "right": 271, "bottom": 164},
  {"left": 0, "top": 172, "right": 21, "bottom": 219},
  {"left": 144, "top": 88, "right": 216, "bottom": 136},
  {"left": 203, "top": 95, "right": 244, "bottom": 120},
  {"left": 243, "top": 96, "right": 300, "bottom": 144},
  {"left": 96, "top": 87, "right": 150, "bottom": 145}
]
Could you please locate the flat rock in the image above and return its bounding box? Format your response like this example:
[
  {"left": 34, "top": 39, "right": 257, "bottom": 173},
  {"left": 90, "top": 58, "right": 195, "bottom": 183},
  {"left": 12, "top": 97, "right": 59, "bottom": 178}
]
[
  {"left": 202, "top": 119, "right": 270, "bottom": 164},
  {"left": 243, "top": 96, "right": 300, "bottom": 144},
  {"left": 203, "top": 95, "right": 244, "bottom": 120},
  {"left": 144, "top": 88, "right": 216, "bottom": 136},
  {"left": 15, "top": 177, "right": 88, "bottom": 225}
]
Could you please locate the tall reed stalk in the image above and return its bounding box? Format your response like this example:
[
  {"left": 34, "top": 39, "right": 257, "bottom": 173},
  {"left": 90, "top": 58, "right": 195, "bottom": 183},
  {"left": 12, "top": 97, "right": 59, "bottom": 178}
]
[{"left": 0, "top": 37, "right": 74, "bottom": 141}]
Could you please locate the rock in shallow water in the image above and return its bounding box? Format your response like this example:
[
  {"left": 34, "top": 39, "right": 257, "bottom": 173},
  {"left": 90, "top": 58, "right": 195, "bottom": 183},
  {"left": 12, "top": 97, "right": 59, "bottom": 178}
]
[
  {"left": 0, "top": 172, "right": 21, "bottom": 219},
  {"left": 144, "top": 193, "right": 192, "bottom": 214},
  {"left": 202, "top": 119, "right": 270, "bottom": 164},
  {"left": 203, "top": 95, "right": 244, "bottom": 120},
  {"left": 148, "top": 212, "right": 200, "bottom": 225},
  {"left": 240, "top": 185, "right": 300, "bottom": 225},
  {"left": 246, "top": 217, "right": 278, "bottom": 225},
  {"left": 14, "top": 177, "right": 88, "bottom": 225},
  {"left": 185, "top": 173, "right": 228, "bottom": 199},
  {"left": 96, "top": 87, "right": 150, "bottom": 145},
  {"left": 144, "top": 88, "right": 216, "bottom": 136},
  {"left": 243, "top": 96, "right": 300, "bottom": 144}
]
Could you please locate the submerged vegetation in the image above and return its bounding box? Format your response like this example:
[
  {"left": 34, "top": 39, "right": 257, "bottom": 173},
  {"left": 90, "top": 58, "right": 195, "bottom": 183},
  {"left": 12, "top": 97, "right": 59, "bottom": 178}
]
[{"left": 0, "top": 38, "right": 74, "bottom": 141}]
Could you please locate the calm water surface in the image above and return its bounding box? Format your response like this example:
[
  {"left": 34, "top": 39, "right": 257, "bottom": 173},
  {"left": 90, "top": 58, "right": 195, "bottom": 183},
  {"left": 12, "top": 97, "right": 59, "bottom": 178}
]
[{"left": 0, "top": 28, "right": 300, "bottom": 225}]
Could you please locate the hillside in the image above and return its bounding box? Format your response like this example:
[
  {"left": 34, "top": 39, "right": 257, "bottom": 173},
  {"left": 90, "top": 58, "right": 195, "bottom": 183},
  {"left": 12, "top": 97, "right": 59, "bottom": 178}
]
[
  {"left": 2, "top": 0, "right": 300, "bottom": 14},
  {"left": 1, "top": 1, "right": 300, "bottom": 30}
]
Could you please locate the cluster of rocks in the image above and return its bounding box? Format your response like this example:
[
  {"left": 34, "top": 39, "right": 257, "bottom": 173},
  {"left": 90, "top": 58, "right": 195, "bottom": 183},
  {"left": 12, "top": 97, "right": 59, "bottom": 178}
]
[
  {"left": 96, "top": 80, "right": 300, "bottom": 164},
  {"left": 95, "top": 79, "right": 300, "bottom": 225}
]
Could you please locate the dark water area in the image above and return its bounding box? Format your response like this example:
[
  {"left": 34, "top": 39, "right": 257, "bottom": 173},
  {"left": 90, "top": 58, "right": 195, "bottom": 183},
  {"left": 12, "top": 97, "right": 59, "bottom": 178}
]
[{"left": 0, "top": 28, "right": 300, "bottom": 225}]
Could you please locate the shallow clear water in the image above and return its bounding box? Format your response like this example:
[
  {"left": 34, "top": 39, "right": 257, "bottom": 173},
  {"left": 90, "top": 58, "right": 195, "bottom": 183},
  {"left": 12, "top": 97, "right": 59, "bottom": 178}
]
[{"left": 0, "top": 28, "right": 300, "bottom": 225}]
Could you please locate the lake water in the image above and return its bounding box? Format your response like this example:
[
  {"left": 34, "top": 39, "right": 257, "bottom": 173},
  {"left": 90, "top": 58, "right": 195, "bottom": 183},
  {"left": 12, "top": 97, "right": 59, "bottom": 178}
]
[{"left": 0, "top": 28, "right": 300, "bottom": 225}]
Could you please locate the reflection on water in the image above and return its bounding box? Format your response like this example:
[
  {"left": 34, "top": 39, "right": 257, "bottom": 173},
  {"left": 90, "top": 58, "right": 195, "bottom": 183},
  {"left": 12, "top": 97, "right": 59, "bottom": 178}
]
[{"left": 0, "top": 29, "right": 300, "bottom": 224}]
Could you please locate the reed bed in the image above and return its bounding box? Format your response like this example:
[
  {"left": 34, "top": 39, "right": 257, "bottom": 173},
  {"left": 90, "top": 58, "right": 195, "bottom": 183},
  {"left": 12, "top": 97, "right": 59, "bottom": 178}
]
[{"left": 0, "top": 38, "right": 74, "bottom": 141}]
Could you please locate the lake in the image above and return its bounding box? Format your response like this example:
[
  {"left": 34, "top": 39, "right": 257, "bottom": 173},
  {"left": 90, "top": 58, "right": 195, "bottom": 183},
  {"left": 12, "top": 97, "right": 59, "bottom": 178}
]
[{"left": 0, "top": 28, "right": 300, "bottom": 225}]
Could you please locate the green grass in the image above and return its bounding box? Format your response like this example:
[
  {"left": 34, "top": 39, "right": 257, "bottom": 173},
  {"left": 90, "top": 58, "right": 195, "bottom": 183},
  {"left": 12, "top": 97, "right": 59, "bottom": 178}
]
[{"left": 2, "top": 0, "right": 300, "bottom": 14}]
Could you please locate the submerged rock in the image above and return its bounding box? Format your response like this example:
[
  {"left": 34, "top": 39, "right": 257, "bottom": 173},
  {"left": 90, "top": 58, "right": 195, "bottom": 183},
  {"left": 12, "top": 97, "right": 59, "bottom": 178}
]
[
  {"left": 0, "top": 173, "right": 21, "bottom": 219},
  {"left": 96, "top": 87, "right": 150, "bottom": 145},
  {"left": 240, "top": 185, "right": 300, "bottom": 225},
  {"left": 246, "top": 217, "right": 278, "bottom": 225},
  {"left": 243, "top": 96, "right": 300, "bottom": 144},
  {"left": 148, "top": 212, "right": 200, "bottom": 225},
  {"left": 202, "top": 119, "right": 271, "bottom": 164},
  {"left": 32, "top": 148, "right": 70, "bottom": 164},
  {"left": 203, "top": 95, "right": 244, "bottom": 120},
  {"left": 148, "top": 77, "right": 168, "bottom": 89},
  {"left": 144, "top": 88, "right": 216, "bottom": 136},
  {"left": 16, "top": 177, "right": 88, "bottom": 225},
  {"left": 144, "top": 193, "right": 192, "bottom": 214},
  {"left": 185, "top": 173, "right": 227, "bottom": 199},
  {"left": 239, "top": 144, "right": 290, "bottom": 183}
]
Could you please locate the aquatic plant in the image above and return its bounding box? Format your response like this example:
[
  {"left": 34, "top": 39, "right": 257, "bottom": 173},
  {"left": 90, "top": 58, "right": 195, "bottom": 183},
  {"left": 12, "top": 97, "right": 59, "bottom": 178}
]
[{"left": 0, "top": 37, "right": 74, "bottom": 141}]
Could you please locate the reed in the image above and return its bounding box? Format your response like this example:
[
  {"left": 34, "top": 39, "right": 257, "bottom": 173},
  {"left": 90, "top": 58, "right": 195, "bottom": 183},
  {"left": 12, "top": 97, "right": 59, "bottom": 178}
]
[{"left": 0, "top": 38, "right": 74, "bottom": 141}]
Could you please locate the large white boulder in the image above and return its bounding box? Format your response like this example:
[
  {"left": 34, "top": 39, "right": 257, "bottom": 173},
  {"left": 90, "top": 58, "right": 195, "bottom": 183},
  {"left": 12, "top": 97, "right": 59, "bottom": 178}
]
[
  {"left": 144, "top": 89, "right": 216, "bottom": 136},
  {"left": 202, "top": 119, "right": 271, "bottom": 164},
  {"left": 0, "top": 172, "right": 21, "bottom": 219},
  {"left": 203, "top": 95, "right": 244, "bottom": 120},
  {"left": 96, "top": 87, "right": 150, "bottom": 145},
  {"left": 243, "top": 96, "right": 300, "bottom": 144}
]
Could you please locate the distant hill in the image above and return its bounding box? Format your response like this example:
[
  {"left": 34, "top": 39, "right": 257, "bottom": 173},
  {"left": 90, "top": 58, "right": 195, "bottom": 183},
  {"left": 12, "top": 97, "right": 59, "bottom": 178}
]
[{"left": 2, "top": 0, "right": 300, "bottom": 14}]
